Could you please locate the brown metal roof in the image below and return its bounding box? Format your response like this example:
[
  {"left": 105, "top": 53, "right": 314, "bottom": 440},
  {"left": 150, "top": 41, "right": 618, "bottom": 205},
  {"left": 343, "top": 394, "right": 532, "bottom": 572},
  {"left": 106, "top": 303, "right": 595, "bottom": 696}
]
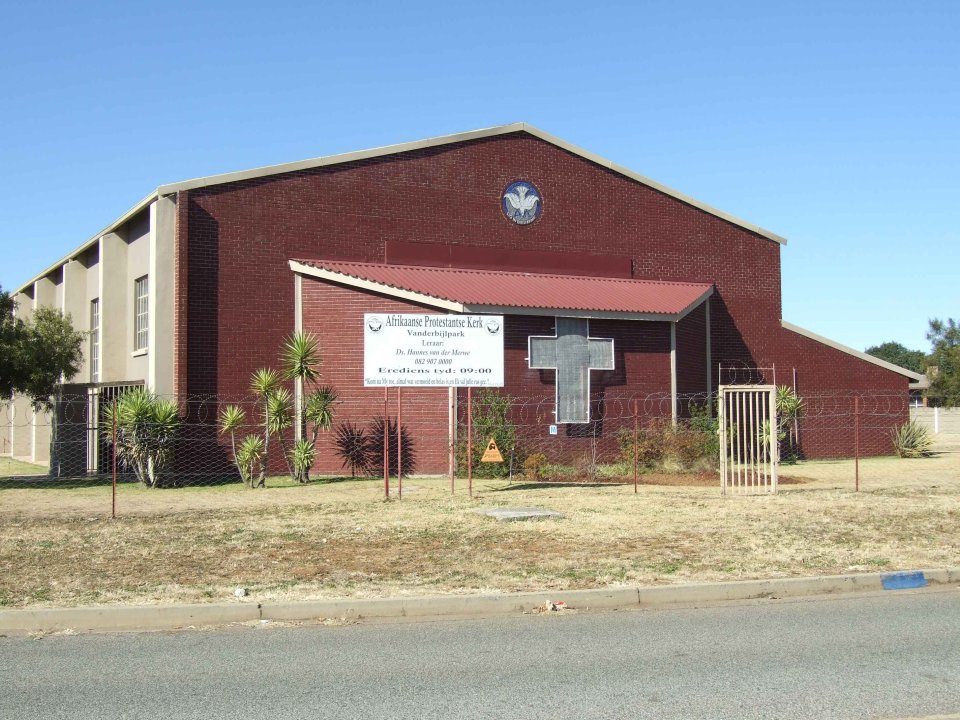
[{"left": 290, "top": 259, "right": 713, "bottom": 319}]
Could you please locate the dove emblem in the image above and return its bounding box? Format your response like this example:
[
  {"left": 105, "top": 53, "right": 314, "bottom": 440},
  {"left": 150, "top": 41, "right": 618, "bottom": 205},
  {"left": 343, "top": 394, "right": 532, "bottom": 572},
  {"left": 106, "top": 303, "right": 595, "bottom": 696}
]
[{"left": 502, "top": 181, "right": 542, "bottom": 224}]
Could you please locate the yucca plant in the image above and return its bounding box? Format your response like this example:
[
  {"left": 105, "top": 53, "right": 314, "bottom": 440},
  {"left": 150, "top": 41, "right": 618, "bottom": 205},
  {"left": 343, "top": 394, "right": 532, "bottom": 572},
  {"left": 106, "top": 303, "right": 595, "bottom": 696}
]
[
  {"left": 281, "top": 331, "right": 321, "bottom": 441},
  {"left": 266, "top": 386, "right": 297, "bottom": 480},
  {"left": 891, "top": 420, "right": 934, "bottom": 458},
  {"left": 219, "top": 405, "right": 249, "bottom": 486},
  {"left": 368, "top": 415, "right": 416, "bottom": 477},
  {"left": 290, "top": 438, "right": 316, "bottom": 481},
  {"left": 334, "top": 422, "right": 372, "bottom": 477},
  {"left": 305, "top": 386, "right": 337, "bottom": 435},
  {"left": 249, "top": 368, "right": 280, "bottom": 488},
  {"left": 775, "top": 385, "right": 804, "bottom": 462},
  {"left": 103, "top": 388, "right": 181, "bottom": 487},
  {"left": 292, "top": 385, "right": 339, "bottom": 482},
  {"left": 236, "top": 435, "right": 265, "bottom": 486},
  {"left": 279, "top": 331, "right": 338, "bottom": 482}
]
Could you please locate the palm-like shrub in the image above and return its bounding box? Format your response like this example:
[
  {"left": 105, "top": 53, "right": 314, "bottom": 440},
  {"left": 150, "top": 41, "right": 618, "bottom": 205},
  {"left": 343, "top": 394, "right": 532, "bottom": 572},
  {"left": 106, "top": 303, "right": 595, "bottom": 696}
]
[
  {"left": 290, "top": 439, "right": 316, "bottom": 480},
  {"left": 219, "top": 405, "right": 252, "bottom": 486},
  {"left": 105, "top": 388, "right": 181, "bottom": 487},
  {"left": 280, "top": 331, "right": 338, "bottom": 483},
  {"left": 305, "top": 386, "right": 337, "bottom": 434},
  {"left": 236, "top": 435, "right": 265, "bottom": 485},
  {"left": 334, "top": 422, "right": 372, "bottom": 476},
  {"left": 891, "top": 420, "right": 933, "bottom": 458},
  {"left": 249, "top": 368, "right": 280, "bottom": 487},
  {"left": 775, "top": 385, "right": 804, "bottom": 461}
]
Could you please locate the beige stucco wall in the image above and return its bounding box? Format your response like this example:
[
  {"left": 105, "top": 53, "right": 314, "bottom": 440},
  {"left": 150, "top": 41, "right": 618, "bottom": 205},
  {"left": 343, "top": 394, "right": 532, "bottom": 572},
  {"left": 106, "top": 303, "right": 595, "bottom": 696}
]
[
  {"left": 98, "top": 232, "right": 127, "bottom": 383},
  {"left": 124, "top": 214, "right": 150, "bottom": 382},
  {"left": 30, "top": 277, "right": 58, "bottom": 463},
  {"left": 0, "top": 401, "right": 10, "bottom": 456},
  {"left": 63, "top": 259, "right": 90, "bottom": 381},
  {"left": 150, "top": 195, "right": 176, "bottom": 396},
  {"left": 2, "top": 198, "right": 176, "bottom": 471},
  {"left": 10, "top": 396, "right": 32, "bottom": 459}
]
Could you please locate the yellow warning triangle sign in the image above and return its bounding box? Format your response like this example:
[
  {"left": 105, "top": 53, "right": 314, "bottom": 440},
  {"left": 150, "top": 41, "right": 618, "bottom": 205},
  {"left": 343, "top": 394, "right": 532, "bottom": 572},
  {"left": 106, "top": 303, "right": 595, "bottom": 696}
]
[{"left": 480, "top": 437, "right": 504, "bottom": 463}]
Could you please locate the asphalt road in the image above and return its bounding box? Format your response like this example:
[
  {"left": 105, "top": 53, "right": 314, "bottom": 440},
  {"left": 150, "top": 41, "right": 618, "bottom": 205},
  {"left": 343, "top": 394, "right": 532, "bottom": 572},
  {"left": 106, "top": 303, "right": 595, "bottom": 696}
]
[{"left": 3, "top": 590, "right": 960, "bottom": 719}]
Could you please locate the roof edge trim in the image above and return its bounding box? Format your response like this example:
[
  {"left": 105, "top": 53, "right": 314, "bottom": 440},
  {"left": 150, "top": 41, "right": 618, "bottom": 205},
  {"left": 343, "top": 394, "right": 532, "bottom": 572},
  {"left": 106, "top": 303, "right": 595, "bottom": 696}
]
[
  {"left": 14, "top": 191, "right": 159, "bottom": 295},
  {"left": 288, "top": 260, "right": 466, "bottom": 313},
  {"left": 461, "top": 305, "right": 685, "bottom": 321},
  {"left": 158, "top": 123, "right": 527, "bottom": 195},
  {"left": 674, "top": 286, "right": 714, "bottom": 321},
  {"left": 781, "top": 320, "right": 923, "bottom": 381}
]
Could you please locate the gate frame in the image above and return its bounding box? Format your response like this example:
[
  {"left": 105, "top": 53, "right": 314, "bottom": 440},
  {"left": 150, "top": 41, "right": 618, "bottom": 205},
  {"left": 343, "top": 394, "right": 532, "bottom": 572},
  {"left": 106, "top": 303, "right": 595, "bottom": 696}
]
[{"left": 718, "top": 384, "right": 778, "bottom": 495}]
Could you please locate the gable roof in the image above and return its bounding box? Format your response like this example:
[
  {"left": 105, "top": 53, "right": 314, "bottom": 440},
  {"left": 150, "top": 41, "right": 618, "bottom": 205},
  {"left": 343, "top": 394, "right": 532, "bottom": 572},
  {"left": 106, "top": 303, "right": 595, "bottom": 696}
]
[
  {"left": 16, "top": 122, "right": 787, "bottom": 294},
  {"left": 782, "top": 321, "right": 924, "bottom": 381},
  {"left": 290, "top": 259, "right": 714, "bottom": 321},
  {"left": 159, "top": 123, "right": 786, "bottom": 245}
]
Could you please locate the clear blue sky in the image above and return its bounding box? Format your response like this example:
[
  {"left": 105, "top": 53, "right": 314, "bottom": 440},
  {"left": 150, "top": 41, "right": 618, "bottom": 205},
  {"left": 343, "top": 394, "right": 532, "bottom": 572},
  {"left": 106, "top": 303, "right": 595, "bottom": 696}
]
[{"left": 1, "top": 1, "right": 956, "bottom": 353}]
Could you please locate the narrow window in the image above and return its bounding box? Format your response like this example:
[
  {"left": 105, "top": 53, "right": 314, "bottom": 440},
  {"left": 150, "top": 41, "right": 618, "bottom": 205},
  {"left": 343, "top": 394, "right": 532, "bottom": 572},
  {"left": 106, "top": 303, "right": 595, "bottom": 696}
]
[
  {"left": 134, "top": 275, "right": 149, "bottom": 351},
  {"left": 90, "top": 298, "right": 100, "bottom": 383}
]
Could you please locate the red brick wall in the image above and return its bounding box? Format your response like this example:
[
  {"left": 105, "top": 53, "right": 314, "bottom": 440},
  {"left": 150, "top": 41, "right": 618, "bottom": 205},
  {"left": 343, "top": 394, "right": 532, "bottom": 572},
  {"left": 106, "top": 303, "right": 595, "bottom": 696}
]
[
  {"left": 301, "top": 279, "right": 677, "bottom": 472},
  {"left": 767, "top": 328, "right": 909, "bottom": 458},
  {"left": 172, "top": 131, "right": 908, "bottom": 459},
  {"left": 174, "top": 133, "right": 781, "bottom": 400},
  {"left": 301, "top": 280, "right": 450, "bottom": 474},
  {"left": 676, "top": 302, "right": 709, "bottom": 406}
]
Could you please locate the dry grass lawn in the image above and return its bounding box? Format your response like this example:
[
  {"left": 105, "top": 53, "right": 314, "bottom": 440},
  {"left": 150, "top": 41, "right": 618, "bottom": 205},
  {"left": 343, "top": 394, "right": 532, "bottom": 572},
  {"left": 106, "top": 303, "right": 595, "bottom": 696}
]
[{"left": 1, "top": 443, "right": 958, "bottom": 609}]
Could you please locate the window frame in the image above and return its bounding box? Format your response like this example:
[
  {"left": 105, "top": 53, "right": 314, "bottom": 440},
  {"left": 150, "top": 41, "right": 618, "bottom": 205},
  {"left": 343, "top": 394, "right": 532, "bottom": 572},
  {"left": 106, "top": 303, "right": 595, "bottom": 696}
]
[
  {"left": 90, "top": 298, "right": 100, "bottom": 383},
  {"left": 133, "top": 275, "right": 149, "bottom": 352}
]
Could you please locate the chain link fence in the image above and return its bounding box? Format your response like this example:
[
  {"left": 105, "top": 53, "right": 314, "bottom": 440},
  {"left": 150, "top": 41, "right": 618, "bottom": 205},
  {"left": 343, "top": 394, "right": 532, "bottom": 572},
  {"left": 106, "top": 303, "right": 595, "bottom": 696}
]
[{"left": 1, "top": 387, "right": 951, "bottom": 516}]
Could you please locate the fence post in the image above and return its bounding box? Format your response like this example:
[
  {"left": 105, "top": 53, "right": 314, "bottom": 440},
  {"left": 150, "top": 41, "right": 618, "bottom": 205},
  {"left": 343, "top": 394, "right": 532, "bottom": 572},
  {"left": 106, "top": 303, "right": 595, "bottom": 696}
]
[
  {"left": 112, "top": 397, "right": 117, "bottom": 519},
  {"left": 383, "top": 387, "right": 389, "bottom": 499},
  {"left": 632, "top": 399, "right": 638, "bottom": 494},
  {"left": 450, "top": 388, "right": 456, "bottom": 495},
  {"left": 467, "top": 387, "right": 473, "bottom": 499},
  {"left": 854, "top": 395, "right": 860, "bottom": 492},
  {"left": 397, "top": 387, "right": 402, "bottom": 500}
]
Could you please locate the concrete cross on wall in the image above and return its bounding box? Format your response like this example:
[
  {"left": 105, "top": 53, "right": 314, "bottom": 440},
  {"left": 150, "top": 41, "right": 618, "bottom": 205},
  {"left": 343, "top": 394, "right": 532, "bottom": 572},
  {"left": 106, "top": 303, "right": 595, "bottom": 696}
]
[{"left": 528, "top": 317, "right": 615, "bottom": 424}]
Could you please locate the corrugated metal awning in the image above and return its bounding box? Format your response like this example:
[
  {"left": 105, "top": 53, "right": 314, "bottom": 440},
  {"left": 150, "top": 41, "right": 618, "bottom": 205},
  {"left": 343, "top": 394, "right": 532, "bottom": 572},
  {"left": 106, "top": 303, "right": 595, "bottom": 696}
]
[{"left": 290, "top": 259, "right": 713, "bottom": 320}]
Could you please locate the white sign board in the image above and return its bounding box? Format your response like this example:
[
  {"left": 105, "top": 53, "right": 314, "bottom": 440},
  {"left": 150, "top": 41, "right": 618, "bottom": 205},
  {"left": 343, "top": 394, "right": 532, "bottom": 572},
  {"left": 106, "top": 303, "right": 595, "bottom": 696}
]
[{"left": 364, "top": 314, "right": 504, "bottom": 387}]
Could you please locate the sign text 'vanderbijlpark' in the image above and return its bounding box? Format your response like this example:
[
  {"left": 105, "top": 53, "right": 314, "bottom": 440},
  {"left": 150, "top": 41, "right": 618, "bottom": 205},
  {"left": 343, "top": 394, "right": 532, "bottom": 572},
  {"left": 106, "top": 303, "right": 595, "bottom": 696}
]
[{"left": 364, "top": 313, "right": 504, "bottom": 387}]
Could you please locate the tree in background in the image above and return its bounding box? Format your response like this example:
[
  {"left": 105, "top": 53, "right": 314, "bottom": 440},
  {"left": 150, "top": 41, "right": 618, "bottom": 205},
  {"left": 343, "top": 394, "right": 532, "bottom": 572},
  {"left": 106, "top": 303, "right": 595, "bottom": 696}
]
[
  {"left": 0, "top": 285, "right": 84, "bottom": 410},
  {"left": 926, "top": 318, "right": 960, "bottom": 407},
  {"left": 864, "top": 341, "right": 926, "bottom": 374}
]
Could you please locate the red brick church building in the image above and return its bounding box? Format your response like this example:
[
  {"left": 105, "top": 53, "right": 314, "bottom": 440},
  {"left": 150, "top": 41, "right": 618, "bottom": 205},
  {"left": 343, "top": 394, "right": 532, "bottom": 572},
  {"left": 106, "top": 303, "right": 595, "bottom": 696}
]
[{"left": 7, "top": 123, "right": 920, "bottom": 473}]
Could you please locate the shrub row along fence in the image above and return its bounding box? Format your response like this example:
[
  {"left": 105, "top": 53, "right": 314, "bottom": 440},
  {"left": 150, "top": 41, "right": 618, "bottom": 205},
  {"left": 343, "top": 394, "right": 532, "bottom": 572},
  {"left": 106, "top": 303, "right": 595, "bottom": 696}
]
[{"left": 0, "top": 388, "right": 947, "bottom": 514}]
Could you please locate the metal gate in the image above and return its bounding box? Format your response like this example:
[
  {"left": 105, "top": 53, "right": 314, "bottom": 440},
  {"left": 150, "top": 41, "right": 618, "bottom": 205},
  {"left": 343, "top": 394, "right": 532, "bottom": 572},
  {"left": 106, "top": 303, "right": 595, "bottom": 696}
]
[
  {"left": 719, "top": 385, "right": 778, "bottom": 494},
  {"left": 51, "top": 382, "right": 142, "bottom": 477}
]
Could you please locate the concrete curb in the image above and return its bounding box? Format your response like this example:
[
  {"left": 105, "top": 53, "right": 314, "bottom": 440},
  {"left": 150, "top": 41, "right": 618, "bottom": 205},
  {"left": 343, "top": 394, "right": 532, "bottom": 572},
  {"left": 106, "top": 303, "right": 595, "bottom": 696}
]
[
  {"left": 0, "top": 602, "right": 260, "bottom": 634},
  {"left": 2, "top": 568, "right": 958, "bottom": 635}
]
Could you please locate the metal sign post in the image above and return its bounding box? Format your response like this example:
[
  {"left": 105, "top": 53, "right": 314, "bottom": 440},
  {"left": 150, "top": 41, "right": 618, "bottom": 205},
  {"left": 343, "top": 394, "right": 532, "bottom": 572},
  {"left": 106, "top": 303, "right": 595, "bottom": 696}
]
[
  {"left": 397, "top": 387, "right": 402, "bottom": 499},
  {"left": 362, "top": 314, "right": 505, "bottom": 498}
]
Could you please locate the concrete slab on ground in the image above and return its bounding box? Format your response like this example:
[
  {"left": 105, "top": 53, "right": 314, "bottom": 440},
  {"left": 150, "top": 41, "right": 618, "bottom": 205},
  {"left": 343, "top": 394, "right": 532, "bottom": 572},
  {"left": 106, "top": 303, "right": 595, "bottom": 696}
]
[{"left": 477, "top": 507, "right": 565, "bottom": 522}]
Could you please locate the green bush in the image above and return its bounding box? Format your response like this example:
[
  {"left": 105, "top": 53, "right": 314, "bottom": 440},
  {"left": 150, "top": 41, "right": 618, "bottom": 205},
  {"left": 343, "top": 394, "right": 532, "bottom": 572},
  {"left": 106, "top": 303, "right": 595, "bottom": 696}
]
[
  {"left": 457, "top": 389, "right": 519, "bottom": 478},
  {"left": 523, "top": 452, "right": 547, "bottom": 481},
  {"left": 103, "top": 388, "right": 181, "bottom": 487},
  {"left": 891, "top": 420, "right": 933, "bottom": 458},
  {"left": 618, "top": 411, "right": 719, "bottom": 473}
]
